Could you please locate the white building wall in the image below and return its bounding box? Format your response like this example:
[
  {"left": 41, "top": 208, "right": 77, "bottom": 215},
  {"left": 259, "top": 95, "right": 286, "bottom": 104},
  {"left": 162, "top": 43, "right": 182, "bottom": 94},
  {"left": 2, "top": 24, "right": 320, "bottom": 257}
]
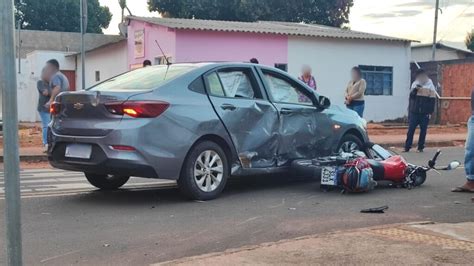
[
  {"left": 288, "top": 37, "right": 411, "bottom": 122},
  {"left": 411, "top": 46, "right": 465, "bottom": 62},
  {"left": 76, "top": 41, "right": 127, "bottom": 90},
  {"left": 16, "top": 51, "right": 75, "bottom": 122}
]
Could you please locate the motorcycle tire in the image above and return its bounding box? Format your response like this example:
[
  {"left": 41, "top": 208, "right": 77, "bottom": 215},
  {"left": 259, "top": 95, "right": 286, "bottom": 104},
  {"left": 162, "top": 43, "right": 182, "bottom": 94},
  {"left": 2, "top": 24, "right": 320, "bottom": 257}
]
[{"left": 412, "top": 171, "right": 427, "bottom": 187}]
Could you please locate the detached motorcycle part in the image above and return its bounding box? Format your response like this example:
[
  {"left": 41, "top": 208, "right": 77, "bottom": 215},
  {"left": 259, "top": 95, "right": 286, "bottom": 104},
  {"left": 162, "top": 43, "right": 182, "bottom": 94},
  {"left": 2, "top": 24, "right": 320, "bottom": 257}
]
[{"left": 361, "top": 205, "right": 389, "bottom": 213}]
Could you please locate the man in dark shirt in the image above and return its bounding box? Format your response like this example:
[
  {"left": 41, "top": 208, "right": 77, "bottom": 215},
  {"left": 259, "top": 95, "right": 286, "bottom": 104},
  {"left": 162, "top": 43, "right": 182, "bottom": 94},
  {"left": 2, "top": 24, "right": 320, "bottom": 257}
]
[
  {"left": 452, "top": 89, "right": 474, "bottom": 193},
  {"left": 37, "top": 68, "right": 51, "bottom": 151},
  {"left": 404, "top": 69, "right": 436, "bottom": 153}
]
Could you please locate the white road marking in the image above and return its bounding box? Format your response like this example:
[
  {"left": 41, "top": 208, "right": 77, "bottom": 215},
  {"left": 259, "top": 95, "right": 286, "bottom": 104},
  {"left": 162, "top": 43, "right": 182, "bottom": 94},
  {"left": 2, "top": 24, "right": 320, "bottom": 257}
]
[{"left": 0, "top": 169, "right": 176, "bottom": 199}]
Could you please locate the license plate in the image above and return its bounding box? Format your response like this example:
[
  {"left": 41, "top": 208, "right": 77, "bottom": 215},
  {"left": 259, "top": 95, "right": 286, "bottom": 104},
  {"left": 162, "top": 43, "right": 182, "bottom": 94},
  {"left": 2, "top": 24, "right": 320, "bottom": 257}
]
[
  {"left": 321, "top": 166, "right": 337, "bottom": 186},
  {"left": 65, "top": 144, "right": 92, "bottom": 159}
]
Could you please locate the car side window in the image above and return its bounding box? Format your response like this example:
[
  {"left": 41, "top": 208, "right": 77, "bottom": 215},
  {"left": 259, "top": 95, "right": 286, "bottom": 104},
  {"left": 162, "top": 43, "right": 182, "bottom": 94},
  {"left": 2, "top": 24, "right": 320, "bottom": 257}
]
[
  {"left": 216, "top": 70, "right": 260, "bottom": 99},
  {"left": 263, "top": 72, "right": 312, "bottom": 105},
  {"left": 205, "top": 68, "right": 262, "bottom": 99},
  {"left": 206, "top": 72, "right": 226, "bottom": 97}
]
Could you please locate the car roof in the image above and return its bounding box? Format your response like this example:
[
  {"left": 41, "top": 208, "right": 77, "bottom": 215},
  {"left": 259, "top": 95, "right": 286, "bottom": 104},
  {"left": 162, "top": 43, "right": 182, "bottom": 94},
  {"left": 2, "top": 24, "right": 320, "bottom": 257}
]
[{"left": 160, "top": 62, "right": 289, "bottom": 75}]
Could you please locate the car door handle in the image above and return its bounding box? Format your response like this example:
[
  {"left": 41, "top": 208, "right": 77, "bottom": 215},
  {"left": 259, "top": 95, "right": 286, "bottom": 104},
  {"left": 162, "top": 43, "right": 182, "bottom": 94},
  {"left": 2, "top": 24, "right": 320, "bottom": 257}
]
[
  {"left": 220, "top": 103, "right": 236, "bottom": 111},
  {"left": 280, "top": 108, "right": 295, "bottom": 115}
]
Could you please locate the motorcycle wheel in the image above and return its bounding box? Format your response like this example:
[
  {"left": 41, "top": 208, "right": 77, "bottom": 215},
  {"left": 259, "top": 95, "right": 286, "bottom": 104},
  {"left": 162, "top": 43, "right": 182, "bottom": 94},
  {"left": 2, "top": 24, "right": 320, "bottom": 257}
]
[{"left": 412, "top": 171, "right": 427, "bottom": 187}]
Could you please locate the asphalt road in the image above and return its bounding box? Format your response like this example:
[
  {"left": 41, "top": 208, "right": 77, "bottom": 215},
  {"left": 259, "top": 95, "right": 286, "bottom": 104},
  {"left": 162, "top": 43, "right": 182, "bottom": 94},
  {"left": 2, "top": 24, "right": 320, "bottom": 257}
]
[{"left": 0, "top": 147, "right": 473, "bottom": 265}]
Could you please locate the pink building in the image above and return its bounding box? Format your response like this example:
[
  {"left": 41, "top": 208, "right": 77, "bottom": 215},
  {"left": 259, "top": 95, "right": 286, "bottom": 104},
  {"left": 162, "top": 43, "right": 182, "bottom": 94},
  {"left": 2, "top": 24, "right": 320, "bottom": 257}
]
[
  {"left": 127, "top": 16, "right": 288, "bottom": 69},
  {"left": 125, "top": 16, "right": 412, "bottom": 122}
]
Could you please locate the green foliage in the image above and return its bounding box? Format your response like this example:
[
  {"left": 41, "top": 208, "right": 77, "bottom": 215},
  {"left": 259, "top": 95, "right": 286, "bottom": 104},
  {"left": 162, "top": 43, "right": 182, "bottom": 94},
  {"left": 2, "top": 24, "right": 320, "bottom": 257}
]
[
  {"left": 15, "top": 0, "right": 112, "bottom": 33},
  {"left": 148, "top": 0, "right": 354, "bottom": 27},
  {"left": 466, "top": 31, "right": 474, "bottom": 52}
]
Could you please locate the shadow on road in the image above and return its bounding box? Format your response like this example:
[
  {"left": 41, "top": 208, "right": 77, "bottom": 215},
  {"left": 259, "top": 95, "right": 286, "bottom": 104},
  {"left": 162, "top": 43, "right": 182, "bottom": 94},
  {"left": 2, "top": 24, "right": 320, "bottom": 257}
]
[
  {"left": 68, "top": 173, "right": 410, "bottom": 209},
  {"left": 70, "top": 174, "right": 321, "bottom": 206}
]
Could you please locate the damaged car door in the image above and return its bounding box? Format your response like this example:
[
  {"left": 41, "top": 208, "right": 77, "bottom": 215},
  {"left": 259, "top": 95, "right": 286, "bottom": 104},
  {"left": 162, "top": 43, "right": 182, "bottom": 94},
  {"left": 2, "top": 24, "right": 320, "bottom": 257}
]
[
  {"left": 260, "top": 69, "right": 333, "bottom": 165},
  {"left": 204, "top": 67, "right": 279, "bottom": 168}
]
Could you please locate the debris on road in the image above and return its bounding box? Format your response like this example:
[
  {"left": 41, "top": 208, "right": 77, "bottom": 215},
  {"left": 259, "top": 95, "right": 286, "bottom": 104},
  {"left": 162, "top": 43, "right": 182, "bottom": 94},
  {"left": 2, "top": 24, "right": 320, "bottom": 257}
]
[{"left": 361, "top": 205, "right": 389, "bottom": 214}]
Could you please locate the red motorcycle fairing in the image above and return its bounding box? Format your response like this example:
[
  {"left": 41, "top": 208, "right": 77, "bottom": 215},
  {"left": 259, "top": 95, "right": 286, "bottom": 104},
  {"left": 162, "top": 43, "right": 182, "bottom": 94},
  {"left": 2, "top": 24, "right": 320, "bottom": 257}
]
[
  {"left": 381, "top": 155, "right": 408, "bottom": 182},
  {"left": 368, "top": 155, "right": 408, "bottom": 182}
]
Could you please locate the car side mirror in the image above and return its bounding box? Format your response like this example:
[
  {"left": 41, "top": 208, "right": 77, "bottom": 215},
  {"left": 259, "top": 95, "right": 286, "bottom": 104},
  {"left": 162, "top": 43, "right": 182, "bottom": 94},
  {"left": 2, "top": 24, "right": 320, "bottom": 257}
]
[{"left": 316, "top": 96, "right": 331, "bottom": 110}]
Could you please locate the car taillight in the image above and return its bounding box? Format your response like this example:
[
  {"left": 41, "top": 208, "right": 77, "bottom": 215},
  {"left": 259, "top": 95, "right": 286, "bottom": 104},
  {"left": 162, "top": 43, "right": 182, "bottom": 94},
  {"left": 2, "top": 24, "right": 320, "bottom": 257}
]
[
  {"left": 50, "top": 102, "right": 61, "bottom": 116},
  {"left": 105, "top": 101, "right": 170, "bottom": 118},
  {"left": 109, "top": 145, "right": 136, "bottom": 151}
]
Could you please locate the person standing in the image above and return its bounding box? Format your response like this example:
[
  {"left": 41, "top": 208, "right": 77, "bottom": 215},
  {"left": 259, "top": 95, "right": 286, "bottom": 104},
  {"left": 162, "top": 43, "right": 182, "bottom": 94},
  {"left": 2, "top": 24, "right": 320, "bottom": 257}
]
[
  {"left": 345, "top": 67, "right": 366, "bottom": 117},
  {"left": 37, "top": 68, "right": 51, "bottom": 152},
  {"left": 404, "top": 69, "right": 436, "bottom": 153},
  {"left": 452, "top": 88, "right": 474, "bottom": 193},
  {"left": 45, "top": 59, "right": 70, "bottom": 107},
  {"left": 298, "top": 65, "right": 317, "bottom": 91}
]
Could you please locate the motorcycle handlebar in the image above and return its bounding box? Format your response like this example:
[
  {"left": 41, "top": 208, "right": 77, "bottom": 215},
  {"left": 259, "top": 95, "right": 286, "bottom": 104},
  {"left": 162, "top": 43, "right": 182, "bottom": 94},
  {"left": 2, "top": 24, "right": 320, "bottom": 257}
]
[{"left": 428, "top": 150, "right": 442, "bottom": 168}]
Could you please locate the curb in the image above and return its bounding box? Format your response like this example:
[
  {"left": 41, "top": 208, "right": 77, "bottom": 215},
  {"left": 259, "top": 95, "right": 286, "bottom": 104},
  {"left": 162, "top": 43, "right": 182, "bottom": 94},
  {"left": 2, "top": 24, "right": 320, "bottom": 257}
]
[
  {"left": 377, "top": 140, "right": 465, "bottom": 149},
  {"left": 0, "top": 154, "right": 48, "bottom": 163}
]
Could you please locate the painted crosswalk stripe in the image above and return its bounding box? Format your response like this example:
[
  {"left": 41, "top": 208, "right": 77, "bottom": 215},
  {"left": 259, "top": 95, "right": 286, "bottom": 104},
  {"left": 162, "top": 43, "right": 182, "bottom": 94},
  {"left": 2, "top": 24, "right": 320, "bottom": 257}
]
[{"left": 0, "top": 168, "right": 176, "bottom": 199}]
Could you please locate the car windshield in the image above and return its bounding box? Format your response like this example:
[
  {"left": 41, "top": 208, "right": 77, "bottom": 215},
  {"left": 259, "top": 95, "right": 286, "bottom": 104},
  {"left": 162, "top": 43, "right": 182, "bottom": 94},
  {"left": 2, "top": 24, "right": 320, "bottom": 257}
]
[{"left": 89, "top": 65, "right": 196, "bottom": 92}]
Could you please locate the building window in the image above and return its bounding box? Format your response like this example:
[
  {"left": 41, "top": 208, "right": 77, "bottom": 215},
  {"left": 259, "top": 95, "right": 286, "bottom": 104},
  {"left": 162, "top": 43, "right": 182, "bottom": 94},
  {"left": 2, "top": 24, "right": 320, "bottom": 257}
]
[
  {"left": 95, "top": 71, "right": 100, "bottom": 82},
  {"left": 154, "top": 56, "right": 172, "bottom": 65},
  {"left": 274, "top": 63, "right": 288, "bottom": 72},
  {"left": 359, "top": 65, "right": 393, "bottom": 96}
]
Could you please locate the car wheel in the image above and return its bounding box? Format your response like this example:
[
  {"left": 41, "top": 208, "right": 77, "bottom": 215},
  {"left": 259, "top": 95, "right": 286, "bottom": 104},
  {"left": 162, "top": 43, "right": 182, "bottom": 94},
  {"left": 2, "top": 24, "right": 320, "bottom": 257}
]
[
  {"left": 85, "top": 173, "right": 130, "bottom": 190},
  {"left": 337, "top": 134, "right": 364, "bottom": 154},
  {"left": 178, "top": 141, "right": 229, "bottom": 201}
]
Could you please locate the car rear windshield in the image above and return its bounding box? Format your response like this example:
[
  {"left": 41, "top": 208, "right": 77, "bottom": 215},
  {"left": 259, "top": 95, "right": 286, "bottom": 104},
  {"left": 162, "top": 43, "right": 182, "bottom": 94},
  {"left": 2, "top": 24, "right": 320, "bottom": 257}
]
[{"left": 89, "top": 65, "right": 196, "bottom": 92}]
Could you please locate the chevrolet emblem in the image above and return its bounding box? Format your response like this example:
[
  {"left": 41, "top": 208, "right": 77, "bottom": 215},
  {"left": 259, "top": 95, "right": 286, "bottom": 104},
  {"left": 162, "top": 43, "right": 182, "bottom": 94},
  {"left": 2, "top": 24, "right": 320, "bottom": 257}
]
[{"left": 73, "top": 102, "right": 84, "bottom": 110}]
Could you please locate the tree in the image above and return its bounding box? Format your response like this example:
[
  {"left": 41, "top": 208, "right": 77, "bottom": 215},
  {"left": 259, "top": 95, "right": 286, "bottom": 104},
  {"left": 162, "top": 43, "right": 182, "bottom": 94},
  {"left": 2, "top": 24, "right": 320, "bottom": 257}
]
[
  {"left": 466, "top": 31, "right": 474, "bottom": 52},
  {"left": 148, "top": 0, "right": 354, "bottom": 27},
  {"left": 15, "top": 0, "right": 112, "bottom": 33},
  {"left": 119, "top": 0, "right": 133, "bottom": 22}
]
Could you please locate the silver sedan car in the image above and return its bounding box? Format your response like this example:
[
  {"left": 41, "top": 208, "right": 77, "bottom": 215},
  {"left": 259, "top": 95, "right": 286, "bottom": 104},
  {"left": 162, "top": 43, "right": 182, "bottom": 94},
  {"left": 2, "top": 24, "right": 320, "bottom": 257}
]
[{"left": 48, "top": 63, "right": 368, "bottom": 200}]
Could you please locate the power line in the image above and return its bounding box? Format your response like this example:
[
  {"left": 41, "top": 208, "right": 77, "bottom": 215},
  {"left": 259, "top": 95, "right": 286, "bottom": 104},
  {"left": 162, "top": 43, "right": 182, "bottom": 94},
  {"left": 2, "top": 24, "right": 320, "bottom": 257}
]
[{"left": 439, "top": 0, "right": 474, "bottom": 41}]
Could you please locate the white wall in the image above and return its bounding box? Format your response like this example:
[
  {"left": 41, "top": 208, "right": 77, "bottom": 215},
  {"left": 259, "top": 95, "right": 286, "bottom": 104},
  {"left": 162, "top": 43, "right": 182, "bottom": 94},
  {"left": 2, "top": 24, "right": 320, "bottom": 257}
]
[
  {"left": 16, "top": 51, "right": 75, "bottom": 122},
  {"left": 288, "top": 37, "right": 412, "bottom": 122},
  {"left": 412, "top": 46, "right": 465, "bottom": 62},
  {"left": 76, "top": 41, "right": 128, "bottom": 90}
]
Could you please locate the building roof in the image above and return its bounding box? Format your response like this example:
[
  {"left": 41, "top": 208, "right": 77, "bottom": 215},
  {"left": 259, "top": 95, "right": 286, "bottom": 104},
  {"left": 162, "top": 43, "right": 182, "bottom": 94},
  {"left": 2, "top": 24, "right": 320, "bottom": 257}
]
[
  {"left": 67, "top": 38, "right": 127, "bottom": 57},
  {"left": 128, "top": 16, "right": 412, "bottom": 43},
  {"left": 412, "top": 42, "right": 474, "bottom": 55},
  {"left": 15, "top": 29, "right": 125, "bottom": 58}
]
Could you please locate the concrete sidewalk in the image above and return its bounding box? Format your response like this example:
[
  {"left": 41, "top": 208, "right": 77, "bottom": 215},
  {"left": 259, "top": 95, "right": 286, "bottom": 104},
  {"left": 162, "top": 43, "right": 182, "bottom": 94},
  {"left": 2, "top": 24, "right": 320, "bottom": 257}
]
[
  {"left": 0, "top": 146, "right": 47, "bottom": 162},
  {"left": 371, "top": 132, "right": 466, "bottom": 147},
  {"left": 158, "top": 222, "right": 474, "bottom": 265}
]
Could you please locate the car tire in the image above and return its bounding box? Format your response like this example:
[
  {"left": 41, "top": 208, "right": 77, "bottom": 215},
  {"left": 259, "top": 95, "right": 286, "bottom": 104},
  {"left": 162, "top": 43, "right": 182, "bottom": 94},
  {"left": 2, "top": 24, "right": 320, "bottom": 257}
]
[
  {"left": 337, "top": 134, "right": 364, "bottom": 154},
  {"left": 85, "top": 173, "right": 130, "bottom": 190},
  {"left": 178, "top": 141, "right": 229, "bottom": 201}
]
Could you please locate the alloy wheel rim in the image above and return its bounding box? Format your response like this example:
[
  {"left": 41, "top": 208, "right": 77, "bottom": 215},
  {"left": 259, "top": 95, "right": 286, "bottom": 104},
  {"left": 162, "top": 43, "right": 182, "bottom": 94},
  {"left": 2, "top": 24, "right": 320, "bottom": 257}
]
[
  {"left": 339, "top": 141, "right": 360, "bottom": 153},
  {"left": 194, "top": 150, "right": 224, "bottom": 192}
]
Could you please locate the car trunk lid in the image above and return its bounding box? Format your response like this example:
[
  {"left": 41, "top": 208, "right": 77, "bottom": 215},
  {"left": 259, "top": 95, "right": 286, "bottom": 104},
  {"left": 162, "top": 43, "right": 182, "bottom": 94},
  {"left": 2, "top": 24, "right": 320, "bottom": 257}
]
[{"left": 52, "top": 91, "right": 141, "bottom": 136}]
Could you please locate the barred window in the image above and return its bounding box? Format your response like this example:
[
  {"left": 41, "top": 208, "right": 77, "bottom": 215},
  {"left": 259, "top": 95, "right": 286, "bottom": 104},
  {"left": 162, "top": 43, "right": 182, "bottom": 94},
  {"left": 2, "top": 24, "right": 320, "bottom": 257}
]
[{"left": 359, "top": 65, "right": 393, "bottom": 96}]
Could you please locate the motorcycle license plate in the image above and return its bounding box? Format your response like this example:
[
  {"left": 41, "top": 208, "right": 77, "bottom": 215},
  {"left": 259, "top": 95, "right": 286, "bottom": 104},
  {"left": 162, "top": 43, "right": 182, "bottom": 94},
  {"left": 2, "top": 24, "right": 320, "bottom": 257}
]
[{"left": 321, "top": 166, "right": 337, "bottom": 186}]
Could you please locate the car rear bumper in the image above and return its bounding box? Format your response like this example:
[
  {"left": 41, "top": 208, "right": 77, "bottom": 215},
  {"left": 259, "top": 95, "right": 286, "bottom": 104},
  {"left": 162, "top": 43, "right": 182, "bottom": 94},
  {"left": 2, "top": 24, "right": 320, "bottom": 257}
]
[
  {"left": 47, "top": 126, "right": 189, "bottom": 180},
  {"left": 49, "top": 142, "right": 159, "bottom": 178}
]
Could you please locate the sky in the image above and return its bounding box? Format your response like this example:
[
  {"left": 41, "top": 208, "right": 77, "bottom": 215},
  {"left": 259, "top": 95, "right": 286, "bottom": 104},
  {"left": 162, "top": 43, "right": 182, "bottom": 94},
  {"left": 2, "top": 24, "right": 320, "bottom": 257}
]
[{"left": 99, "top": 0, "right": 474, "bottom": 48}]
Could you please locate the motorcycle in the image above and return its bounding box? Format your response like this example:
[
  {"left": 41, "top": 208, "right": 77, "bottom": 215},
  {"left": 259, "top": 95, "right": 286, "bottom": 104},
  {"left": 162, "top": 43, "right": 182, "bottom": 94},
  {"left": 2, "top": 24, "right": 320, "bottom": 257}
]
[{"left": 292, "top": 143, "right": 460, "bottom": 191}]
